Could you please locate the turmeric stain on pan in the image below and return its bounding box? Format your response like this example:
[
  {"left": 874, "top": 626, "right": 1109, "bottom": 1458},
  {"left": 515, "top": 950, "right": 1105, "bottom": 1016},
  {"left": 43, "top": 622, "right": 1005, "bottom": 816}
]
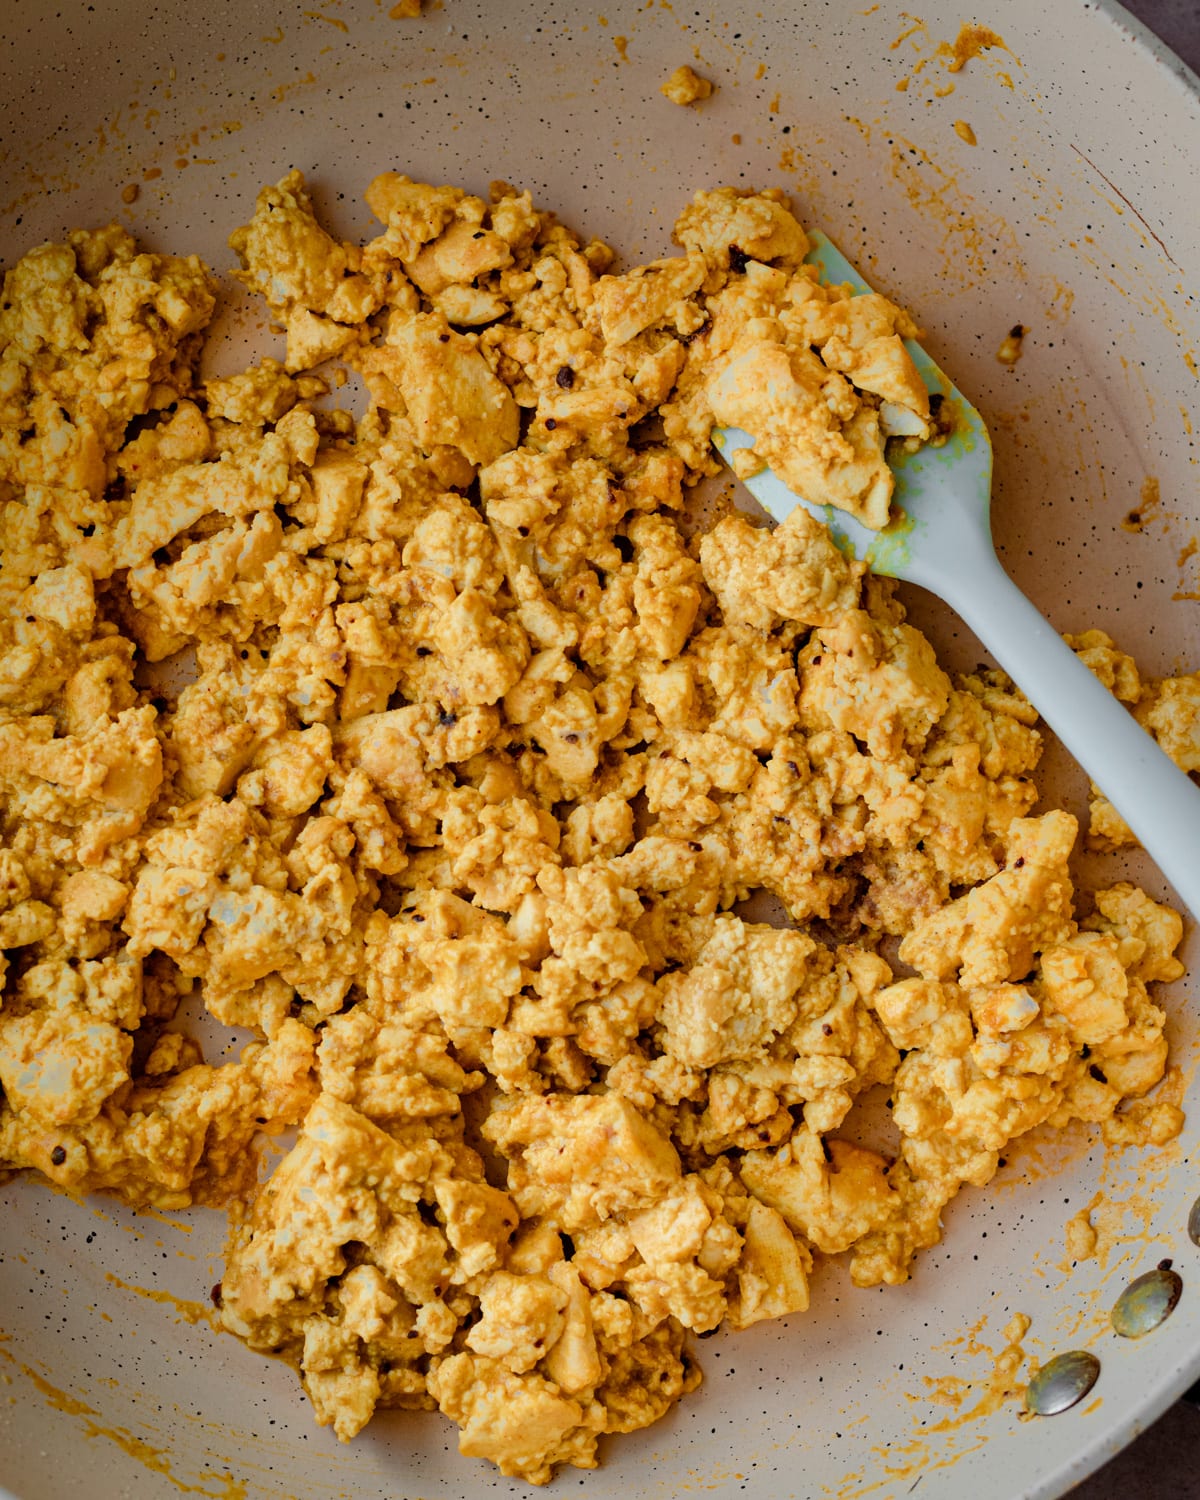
[
  {"left": 0, "top": 1343, "right": 99, "bottom": 1419},
  {"left": 302, "top": 10, "right": 349, "bottom": 31},
  {"left": 1032, "top": 1066, "right": 1196, "bottom": 1348},
  {"left": 827, "top": 1051, "right": 1195, "bottom": 1494},
  {"left": 1122, "top": 475, "right": 1164, "bottom": 533},
  {"left": 888, "top": 17, "right": 1014, "bottom": 99},
  {"left": 833, "top": 1428, "right": 994, "bottom": 1497},
  {"left": 104, "top": 1270, "right": 218, "bottom": 1328},
  {"left": 1175, "top": 534, "right": 1200, "bottom": 600},
  {"left": 89, "top": 1201, "right": 197, "bottom": 1239},
  {"left": 885, "top": 135, "right": 1023, "bottom": 286},
  {"left": 776, "top": 120, "right": 1025, "bottom": 295},
  {"left": 0, "top": 1345, "right": 246, "bottom": 1498},
  {"left": 1, "top": 97, "right": 245, "bottom": 221},
  {"left": 943, "top": 23, "right": 1009, "bottom": 73},
  {"left": 917, "top": 1312, "right": 1031, "bottom": 1428},
  {"left": 827, "top": 1314, "right": 1030, "bottom": 1497}
]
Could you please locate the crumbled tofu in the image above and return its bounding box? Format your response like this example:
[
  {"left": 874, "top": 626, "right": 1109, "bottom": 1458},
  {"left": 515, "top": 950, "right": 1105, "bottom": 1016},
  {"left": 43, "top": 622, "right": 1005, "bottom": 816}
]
[
  {"left": 997, "top": 323, "right": 1026, "bottom": 364},
  {"left": 0, "top": 171, "right": 1185, "bottom": 1487},
  {"left": 1067, "top": 634, "right": 1199, "bottom": 850},
  {"left": 661, "top": 65, "right": 716, "bottom": 107}
]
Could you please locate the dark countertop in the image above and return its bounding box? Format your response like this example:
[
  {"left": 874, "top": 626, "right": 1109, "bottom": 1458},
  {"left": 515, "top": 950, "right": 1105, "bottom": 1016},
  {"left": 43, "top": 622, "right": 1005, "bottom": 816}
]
[
  {"left": 1061, "top": 8, "right": 1199, "bottom": 1492},
  {"left": 1122, "top": 0, "right": 1200, "bottom": 75},
  {"left": 1069, "top": 1399, "right": 1200, "bottom": 1497}
]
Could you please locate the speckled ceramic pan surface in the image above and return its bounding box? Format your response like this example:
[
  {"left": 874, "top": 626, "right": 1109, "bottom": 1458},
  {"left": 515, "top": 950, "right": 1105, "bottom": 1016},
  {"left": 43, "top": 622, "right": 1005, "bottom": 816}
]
[{"left": 1, "top": 2, "right": 1199, "bottom": 1497}]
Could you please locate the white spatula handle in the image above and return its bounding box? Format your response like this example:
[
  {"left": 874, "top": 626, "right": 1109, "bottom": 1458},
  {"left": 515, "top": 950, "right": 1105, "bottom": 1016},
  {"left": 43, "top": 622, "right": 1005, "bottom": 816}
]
[{"left": 932, "top": 548, "right": 1200, "bottom": 918}]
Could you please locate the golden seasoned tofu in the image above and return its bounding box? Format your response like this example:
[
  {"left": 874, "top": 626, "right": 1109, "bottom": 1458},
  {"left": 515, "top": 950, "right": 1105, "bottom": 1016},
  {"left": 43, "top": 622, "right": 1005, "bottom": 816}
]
[
  {"left": 699, "top": 508, "right": 862, "bottom": 630},
  {"left": 484, "top": 1093, "right": 682, "bottom": 1231},
  {"left": 741, "top": 1131, "right": 901, "bottom": 1256},
  {"left": 674, "top": 186, "right": 810, "bottom": 269},
  {"left": 228, "top": 169, "right": 353, "bottom": 318},
  {"left": 360, "top": 312, "right": 519, "bottom": 468},
  {"left": 0, "top": 170, "right": 1187, "bottom": 1487},
  {"left": 428, "top": 1354, "right": 588, "bottom": 1484},
  {"left": 708, "top": 336, "right": 896, "bottom": 527},
  {"left": 660, "top": 64, "right": 715, "bottom": 106},
  {"left": 657, "top": 916, "right": 813, "bottom": 1067}
]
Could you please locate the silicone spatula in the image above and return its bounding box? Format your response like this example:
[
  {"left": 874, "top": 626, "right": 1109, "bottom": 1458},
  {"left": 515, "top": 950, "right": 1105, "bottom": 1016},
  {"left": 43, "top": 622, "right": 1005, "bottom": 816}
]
[{"left": 714, "top": 230, "right": 1200, "bottom": 917}]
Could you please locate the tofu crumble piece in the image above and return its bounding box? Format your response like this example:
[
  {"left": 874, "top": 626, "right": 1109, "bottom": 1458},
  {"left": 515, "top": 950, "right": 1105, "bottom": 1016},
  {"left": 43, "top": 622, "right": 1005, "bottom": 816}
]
[
  {"left": 1066, "top": 629, "right": 1200, "bottom": 853},
  {"left": 997, "top": 322, "right": 1026, "bottom": 365},
  {"left": 0, "top": 175, "right": 1190, "bottom": 1486},
  {"left": 661, "top": 64, "right": 715, "bottom": 106}
]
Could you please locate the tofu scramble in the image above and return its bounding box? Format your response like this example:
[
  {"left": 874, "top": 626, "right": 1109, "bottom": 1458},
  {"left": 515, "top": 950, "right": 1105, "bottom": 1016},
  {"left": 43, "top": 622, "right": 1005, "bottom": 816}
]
[
  {"left": 0, "top": 172, "right": 1192, "bottom": 1486},
  {"left": 661, "top": 65, "right": 716, "bottom": 107}
]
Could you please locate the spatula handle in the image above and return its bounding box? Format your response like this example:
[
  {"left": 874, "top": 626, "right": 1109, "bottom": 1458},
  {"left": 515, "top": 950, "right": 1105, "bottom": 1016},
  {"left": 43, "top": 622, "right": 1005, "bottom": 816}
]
[{"left": 937, "top": 551, "right": 1200, "bottom": 919}]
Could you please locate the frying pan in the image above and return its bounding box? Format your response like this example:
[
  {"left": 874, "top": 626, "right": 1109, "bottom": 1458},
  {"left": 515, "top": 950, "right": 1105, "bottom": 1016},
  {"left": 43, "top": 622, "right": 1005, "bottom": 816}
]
[{"left": 1, "top": 2, "right": 1198, "bottom": 1495}]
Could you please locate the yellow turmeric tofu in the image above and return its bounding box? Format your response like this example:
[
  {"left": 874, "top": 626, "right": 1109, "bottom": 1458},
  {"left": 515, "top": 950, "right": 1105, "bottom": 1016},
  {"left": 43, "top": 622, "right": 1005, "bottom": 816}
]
[{"left": 0, "top": 170, "right": 1187, "bottom": 1486}]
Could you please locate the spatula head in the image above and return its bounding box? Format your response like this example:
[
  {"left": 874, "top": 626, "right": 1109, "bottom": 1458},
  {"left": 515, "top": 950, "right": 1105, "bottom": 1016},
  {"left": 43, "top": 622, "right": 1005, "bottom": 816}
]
[{"left": 714, "top": 230, "right": 994, "bottom": 583}]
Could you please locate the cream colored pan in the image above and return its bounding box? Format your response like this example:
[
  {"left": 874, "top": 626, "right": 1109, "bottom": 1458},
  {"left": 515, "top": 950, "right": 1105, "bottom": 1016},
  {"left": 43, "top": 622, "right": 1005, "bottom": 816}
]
[{"left": 1, "top": 2, "right": 1198, "bottom": 1496}]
